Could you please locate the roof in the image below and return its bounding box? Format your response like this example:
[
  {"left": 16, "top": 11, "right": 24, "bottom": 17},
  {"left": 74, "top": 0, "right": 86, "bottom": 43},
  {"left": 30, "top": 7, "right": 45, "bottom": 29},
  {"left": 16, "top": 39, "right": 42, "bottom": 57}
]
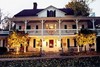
[
  {"left": 14, "top": 9, "right": 43, "bottom": 17},
  {"left": 14, "top": 7, "right": 74, "bottom": 17}
]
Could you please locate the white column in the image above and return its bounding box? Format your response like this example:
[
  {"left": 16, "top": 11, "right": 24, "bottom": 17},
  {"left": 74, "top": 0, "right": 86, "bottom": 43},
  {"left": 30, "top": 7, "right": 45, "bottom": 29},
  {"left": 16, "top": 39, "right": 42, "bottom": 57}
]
[
  {"left": 25, "top": 20, "right": 27, "bottom": 33},
  {"left": 95, "top": 37, "right": 97, "bottom": 51},
  {"left": 9, "top": 21, "right": 11, "bottom": 31},
  {"left": 59, "top": 19, "right": 62, "bottom": 52},
  {"left": 75, "top": 19, "right": 79, "bottom": 52},
  {"left": 59, "top": 19, "right": 61, "bottom": 40},
  {"left": 75, "top": 19, "right": 79, "bottom": 33},
  {"left": 0, "top": 40, "right": 3, "bottom": 47},
  {"left": 41, "top": 20, "right": 44, "bottom": 54},
  {"left": 92, "top": 19, "right": 95, "bottom": 30}
]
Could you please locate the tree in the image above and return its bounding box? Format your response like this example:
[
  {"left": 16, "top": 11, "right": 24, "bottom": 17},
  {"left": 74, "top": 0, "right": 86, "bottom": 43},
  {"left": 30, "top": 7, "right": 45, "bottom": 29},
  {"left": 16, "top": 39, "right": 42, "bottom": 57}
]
[
  {"left": 18, "top": 31, "right": 29, "bottom": 52},
  {"left": 76, "top": 29, "right": 96, "bottom": 52},
  {"left": 66, "top": 1, "right": 90, "bottom": 16},
  {"left": 8, "top": 31, "right": 20, "bottom": 54},
  {"left": 0, "top": 9, "right": 11, "bottom": 30},
  {"left": 8, "top": 30, "right": 29, "bottom": 53}
]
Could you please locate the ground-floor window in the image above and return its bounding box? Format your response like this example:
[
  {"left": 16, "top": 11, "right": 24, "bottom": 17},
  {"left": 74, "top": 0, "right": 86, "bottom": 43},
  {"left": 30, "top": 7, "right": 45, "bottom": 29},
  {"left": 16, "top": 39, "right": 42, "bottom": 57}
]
[
  {"left": 67, "top": 39, "right": 70, "bottom": 47},
  {"left": 33, "top": 39, "right": 36, "bottom": 48}
]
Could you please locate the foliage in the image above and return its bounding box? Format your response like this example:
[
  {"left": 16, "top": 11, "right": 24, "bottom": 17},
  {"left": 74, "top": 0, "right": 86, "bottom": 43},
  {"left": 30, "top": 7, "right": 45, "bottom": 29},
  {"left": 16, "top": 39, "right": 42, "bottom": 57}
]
[
  {"left": 8, "top": 31, "right": 20, "bottom": 48},
  {"left": 7, "top": 31, "right": 29, "bottom": 49},
  {"left": 76, "top": 29, "right": 96, "bottom": 46},
  {"left": 66, "top": 1, "right": 90, "bottom": 16}
]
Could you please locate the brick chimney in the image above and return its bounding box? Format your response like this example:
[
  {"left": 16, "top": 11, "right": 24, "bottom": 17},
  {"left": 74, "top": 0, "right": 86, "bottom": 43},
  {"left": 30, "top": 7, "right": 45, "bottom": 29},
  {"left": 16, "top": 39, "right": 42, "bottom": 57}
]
[{"left": 33, "top": 2, "right": 37, "bottom": 10}]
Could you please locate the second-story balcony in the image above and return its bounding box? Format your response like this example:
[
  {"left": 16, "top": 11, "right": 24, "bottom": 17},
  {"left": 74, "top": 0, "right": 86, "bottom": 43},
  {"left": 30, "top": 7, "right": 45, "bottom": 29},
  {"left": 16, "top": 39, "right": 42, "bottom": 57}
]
[
  {"left": 0, "top": 31, "right": 9, "bottom": 34},
  {"left": 18, "top": 29, "right": 100, "bottom": 36},
  {"left": 26, "top": 29, "right": 78, "bottom": 36}
]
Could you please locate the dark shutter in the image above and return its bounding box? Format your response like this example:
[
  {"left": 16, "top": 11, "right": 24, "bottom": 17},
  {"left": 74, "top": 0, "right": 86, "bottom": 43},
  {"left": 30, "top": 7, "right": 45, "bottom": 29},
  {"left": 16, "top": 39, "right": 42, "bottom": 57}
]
[
  {"left": 67, "top": 39, "right": 70, "bottom": 48},
  {"left": 74, "top": 39, "right": 77, "bottom": 47},
  {"left": 33, "top": 39, "right": 36, "bottom": 48}
]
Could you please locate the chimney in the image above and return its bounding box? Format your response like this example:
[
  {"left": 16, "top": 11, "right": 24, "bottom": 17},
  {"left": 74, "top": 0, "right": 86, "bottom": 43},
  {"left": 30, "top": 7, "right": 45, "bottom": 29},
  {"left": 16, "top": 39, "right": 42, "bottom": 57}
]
[{"left": 33, "top": 2, "right": 37, "bottom": 9}]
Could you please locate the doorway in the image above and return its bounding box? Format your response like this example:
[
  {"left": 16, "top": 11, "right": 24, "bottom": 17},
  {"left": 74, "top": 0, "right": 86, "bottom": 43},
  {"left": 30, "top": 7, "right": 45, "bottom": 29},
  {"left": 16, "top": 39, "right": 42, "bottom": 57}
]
[{"left": 49, "top": 40, "right": 54, "bottom": 48}]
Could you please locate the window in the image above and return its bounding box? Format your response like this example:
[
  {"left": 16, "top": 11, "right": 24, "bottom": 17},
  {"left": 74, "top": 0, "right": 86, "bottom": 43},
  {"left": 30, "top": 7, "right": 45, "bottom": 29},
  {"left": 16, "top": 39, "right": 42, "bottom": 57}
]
[
  {"left": 67, "top": 39, "right": 70, "bottom": 48},
  {"left": 47, "top": 10, "right": 56, "bottom": 17},
  {"left": 27, "top": 25, "right": 31, "bottom": 29},
  {"left": 19, "top": 26, "right": 21, "bottom": 29},
  {"left": 36, "top": 25, "right": 38, "bottom": 29},
  {"left": 82, "top": 25, "right": 84, "bottom": 29},
  {"left": 64, "top": 25, "right": 67, "bottom": 29},
  {"left": 72, "top": 25, "right": 76, "bottom": 29}
]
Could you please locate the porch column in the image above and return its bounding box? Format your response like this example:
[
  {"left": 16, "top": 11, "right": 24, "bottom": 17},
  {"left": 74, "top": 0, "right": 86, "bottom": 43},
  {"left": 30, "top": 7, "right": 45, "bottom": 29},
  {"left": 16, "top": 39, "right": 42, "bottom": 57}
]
[
  {"left": 75, "top": 19, "right": 79, "bottom": 33},
  {"left": 75, "top": 19, "right": 79, "bottom": 52},
  {"left": 95, "top": 37, "right": 97, "bottom": 51},
  {"left": 0, "top": 39, "right": 3, "bottom": 47},
  {"left": 24, "top": 20, "right": 27, "bottom": 33},
  {"left": 41, "top": 20, "right": 44, "bottom": 54},
  {"left": 59, "top": 19, "right": 62, "bottom": 52},
  {"left": 59, "top": 19, "right": 61, "bottom": 39},
  {"left": 91, "top": 19, "right": 96, "bottom": 51}
]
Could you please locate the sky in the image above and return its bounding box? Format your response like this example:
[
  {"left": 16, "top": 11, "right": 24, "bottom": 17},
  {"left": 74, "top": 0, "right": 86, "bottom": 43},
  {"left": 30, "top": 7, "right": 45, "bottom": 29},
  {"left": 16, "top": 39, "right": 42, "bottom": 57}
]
[{"left": 0, "top": 0, "right": 100, "bottom": 17}]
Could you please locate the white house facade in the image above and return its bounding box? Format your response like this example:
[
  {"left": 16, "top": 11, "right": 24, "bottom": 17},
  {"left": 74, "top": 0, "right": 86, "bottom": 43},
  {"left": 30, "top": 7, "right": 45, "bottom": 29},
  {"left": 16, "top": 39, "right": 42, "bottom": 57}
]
[{"left": 0, "top": 2, "right": 100, "bottom": 53}]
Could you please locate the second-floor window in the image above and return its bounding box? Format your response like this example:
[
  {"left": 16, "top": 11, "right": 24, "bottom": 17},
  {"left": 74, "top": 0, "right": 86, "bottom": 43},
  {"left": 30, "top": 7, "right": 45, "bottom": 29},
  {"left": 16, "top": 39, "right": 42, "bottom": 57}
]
[
  {"left": 47, "top": 10, "right": 56, "bottom": 17},
  {"left": 72, "top": 25, "right": 76, "bottom": 29},
  {"left": 64, "top": 25, "right": 67, "bottom": 29},
  {"left": 19, "top": 26, "right": 22, "bottom": 29},
  {"left": 27, "top": 25, "right": 31, "bottom": 29},
  {"left": 46, "top": 24, "right": 56, "bottom": 29},
  {"left": 82, "top": 25, "right": 84, "bottom": 29},
  {"left": 36, "top": 25, "right": 38, "bottom": 29}
]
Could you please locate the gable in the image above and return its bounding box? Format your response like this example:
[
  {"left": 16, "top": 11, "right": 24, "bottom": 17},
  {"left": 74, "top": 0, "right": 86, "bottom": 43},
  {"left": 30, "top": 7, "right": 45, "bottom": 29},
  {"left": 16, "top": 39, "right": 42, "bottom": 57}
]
[{"left": 37, "top": 6, "right": 66, "bottom": 17}]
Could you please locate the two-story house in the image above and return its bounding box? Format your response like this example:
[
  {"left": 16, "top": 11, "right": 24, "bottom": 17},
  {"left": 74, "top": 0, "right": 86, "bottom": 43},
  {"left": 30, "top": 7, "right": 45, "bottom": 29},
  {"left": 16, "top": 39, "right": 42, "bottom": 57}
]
[{"left": 1, "top": 2, "right": 100, "bottom": 53}]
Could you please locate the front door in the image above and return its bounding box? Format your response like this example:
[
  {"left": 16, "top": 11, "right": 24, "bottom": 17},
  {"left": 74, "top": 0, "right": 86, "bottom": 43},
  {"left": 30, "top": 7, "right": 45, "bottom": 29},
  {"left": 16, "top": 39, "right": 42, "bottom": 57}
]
[{"left": 49, "top": 40, "right": 54, "bottom": 48}]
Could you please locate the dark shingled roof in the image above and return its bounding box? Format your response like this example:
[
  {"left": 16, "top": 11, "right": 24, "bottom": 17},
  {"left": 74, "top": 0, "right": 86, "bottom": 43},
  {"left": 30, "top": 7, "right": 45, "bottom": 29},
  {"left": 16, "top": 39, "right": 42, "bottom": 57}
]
[
  {"left": 14, "top": 9, "right": 43, "bottom": 17},
  {"left": 14, "top": 8, "right": 74, "bottom": 17}
]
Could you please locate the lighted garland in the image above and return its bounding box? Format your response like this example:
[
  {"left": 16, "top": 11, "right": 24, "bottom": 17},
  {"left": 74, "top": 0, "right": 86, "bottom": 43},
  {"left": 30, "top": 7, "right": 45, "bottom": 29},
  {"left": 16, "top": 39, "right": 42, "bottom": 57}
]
[
  {"left": 76, "top": 31, "right": 96, "bottom": 47},
  {"left": 8, "top": 31, "right": 29, "bottom": 49}
]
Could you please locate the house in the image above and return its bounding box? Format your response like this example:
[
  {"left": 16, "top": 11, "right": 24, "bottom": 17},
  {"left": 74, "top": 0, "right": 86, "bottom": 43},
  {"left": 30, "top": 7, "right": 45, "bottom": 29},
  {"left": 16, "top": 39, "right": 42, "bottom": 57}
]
[{"left": 1, "top": 2, "right": 100, "bottom": 53}]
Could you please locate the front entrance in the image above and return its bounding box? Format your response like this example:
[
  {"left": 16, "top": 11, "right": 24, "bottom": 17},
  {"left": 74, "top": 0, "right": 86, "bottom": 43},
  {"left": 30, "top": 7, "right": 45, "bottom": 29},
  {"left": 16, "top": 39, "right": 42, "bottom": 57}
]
[{"left": 49, "top": 40, "right": 54, "bottom": 48}]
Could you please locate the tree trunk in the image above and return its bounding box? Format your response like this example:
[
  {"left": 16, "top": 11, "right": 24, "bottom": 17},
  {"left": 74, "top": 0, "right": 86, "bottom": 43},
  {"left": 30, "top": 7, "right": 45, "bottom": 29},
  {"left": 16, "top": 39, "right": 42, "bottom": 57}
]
[
  {"left": 78, "top": 46, "right": 80, "bottom": 52},
  {"left": 24, "top": 46, "right": 26, "bottom": 53},
  {"left": 16, "top": 47, "right": 19, "bottom": 54}
]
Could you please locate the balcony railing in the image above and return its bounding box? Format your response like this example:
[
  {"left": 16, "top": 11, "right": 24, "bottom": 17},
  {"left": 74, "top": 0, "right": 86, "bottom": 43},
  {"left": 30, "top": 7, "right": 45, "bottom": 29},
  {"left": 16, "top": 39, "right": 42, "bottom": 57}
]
[
  {"left": 0, "top": 31, "right": 9, "bottom": 34},
  {"left": 1, "top": 29, "right": 100, "bottom": 36},
  {"left": 26, "top": 29, "right": 77, "bottom": 35}
]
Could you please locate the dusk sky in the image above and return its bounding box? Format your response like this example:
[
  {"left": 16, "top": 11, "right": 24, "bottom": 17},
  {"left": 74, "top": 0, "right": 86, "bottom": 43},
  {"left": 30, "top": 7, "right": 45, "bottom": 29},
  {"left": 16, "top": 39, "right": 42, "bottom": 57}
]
[{"left": 0, "top": 0, "right": 100, "bottom": 17}]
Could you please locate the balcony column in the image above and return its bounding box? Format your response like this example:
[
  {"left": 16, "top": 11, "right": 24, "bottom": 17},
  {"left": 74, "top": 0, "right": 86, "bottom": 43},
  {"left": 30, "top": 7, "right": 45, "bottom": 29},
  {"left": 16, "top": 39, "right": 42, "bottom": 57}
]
[
  {"left": 75, "top": 19, "right": 79, "bottom": 33},
  {"left": 41, "top": 20, "right": 44, "bottom": 54},
  {"left": 9, "top": 20, "right": 11, "bottom": 31},
  {"left": 59, "top": 19, "right": 61, "bottom": 39},
  {"left": 24, "top": 20, "right": 27, "bottom": 33},
  {"left": 92, "top": 19, "right": 95, "bottom": 30}
]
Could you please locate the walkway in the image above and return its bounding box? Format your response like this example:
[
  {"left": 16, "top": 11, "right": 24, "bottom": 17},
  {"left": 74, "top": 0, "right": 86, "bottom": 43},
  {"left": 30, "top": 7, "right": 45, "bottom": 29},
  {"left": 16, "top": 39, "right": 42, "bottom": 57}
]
[{"left": 0, "top": 54, "right": 100, "bottom": 61}]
